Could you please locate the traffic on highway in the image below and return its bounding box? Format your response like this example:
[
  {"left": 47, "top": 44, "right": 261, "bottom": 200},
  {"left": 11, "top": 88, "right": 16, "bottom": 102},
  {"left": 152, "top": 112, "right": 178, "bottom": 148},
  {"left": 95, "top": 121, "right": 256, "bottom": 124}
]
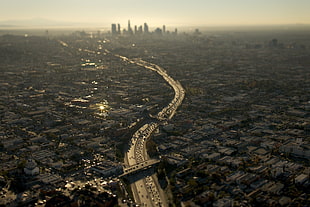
[{"left": 116, "top": 54, "right": 185, "bottom": 207}]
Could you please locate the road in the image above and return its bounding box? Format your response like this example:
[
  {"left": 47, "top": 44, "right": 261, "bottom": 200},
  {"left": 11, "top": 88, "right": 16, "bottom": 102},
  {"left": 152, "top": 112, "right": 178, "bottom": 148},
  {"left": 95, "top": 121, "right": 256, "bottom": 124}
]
[
  {"left": 115, "top": 55, "right": 185, "bottom": 207},
  {"left": 58, "top": 40, "right": 185, "bottom": 206}
]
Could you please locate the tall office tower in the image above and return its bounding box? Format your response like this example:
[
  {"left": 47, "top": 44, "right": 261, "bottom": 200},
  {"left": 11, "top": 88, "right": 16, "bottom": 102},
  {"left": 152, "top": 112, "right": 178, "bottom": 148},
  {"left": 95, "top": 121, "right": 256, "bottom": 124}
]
[
  {"left": 111, "top": 24, "right": 117, "bottom": 35},
  {"left": 163, "top": 25, "right": 166, "bottom": 34},
  {"left": 128, "top": 20, "right": 133, "bottom": 34},
  {"left": 117, "top": 24, "right": 121, "bottom": 34},
  {"left": 134, "top": 25, "right": 138, "bottom": 34},
  {"left": 138, "top": 25, "right": 143, "bottom": 34},
  {"left": 144, "top": 23, "right": 149, "bottom": 33}
]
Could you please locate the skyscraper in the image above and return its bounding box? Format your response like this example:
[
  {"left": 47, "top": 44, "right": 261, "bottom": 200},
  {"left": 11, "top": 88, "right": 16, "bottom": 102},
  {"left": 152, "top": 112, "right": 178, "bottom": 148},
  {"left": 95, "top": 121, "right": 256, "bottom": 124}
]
[
  {"left": 128, "top": 20, "right": 131, "bottom": 31},
  {"left": 144, "top": 23, "right": 149, "bottom": 34},
  {"left": 163, "top": 25, "right": 166, "bottom": 34},
  {"left": 138, "top": 25, "right": 143, "bottom": 34},
  {"left": 111, "top": 24, "right": 117, "bottom": 35},
  {"left": 117, "top": 24, "right": 121, "bottom": 34},
  {"left": 128, "top": 20, "right": 133, "bottom": 35},
  {"left": 174, "top": 28, "right": 178, "bottom": 35}
]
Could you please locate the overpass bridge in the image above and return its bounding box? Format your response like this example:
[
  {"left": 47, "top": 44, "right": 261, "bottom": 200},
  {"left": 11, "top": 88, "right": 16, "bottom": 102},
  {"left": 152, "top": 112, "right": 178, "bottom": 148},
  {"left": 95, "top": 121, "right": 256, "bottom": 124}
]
[{"left": 120, "top": 159, "right": 160, "bottom": 177}]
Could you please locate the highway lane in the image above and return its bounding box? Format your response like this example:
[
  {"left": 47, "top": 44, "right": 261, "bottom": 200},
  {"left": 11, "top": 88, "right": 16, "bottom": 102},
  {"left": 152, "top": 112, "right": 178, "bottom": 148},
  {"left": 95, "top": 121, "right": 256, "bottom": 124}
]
[
  {"left": 125, "top": 122, "right": 164, "bottom": 206},
  {"left": 55, "top": 40, "right": 177, "bottom": 206},
  {"left": 116, "top": 55, "right": 185, "bottom": 207}
]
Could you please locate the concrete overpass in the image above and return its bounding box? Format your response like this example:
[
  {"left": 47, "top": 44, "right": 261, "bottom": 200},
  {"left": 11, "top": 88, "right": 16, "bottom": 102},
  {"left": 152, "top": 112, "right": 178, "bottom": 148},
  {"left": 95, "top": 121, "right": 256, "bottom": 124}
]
[{"left": 120, "top": 159, "right": 160, "bottom": 177}]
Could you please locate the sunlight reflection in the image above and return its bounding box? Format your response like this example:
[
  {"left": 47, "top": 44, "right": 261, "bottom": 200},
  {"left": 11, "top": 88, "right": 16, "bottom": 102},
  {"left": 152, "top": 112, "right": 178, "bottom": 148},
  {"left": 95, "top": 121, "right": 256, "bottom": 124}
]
[{"left": 90, "top": 100, "right": 110, "bottom": 117}]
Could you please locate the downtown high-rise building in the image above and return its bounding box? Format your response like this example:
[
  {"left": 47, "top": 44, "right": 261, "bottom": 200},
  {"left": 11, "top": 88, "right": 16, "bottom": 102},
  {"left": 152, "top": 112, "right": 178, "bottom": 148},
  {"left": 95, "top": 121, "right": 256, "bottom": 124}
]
[
  {"left": 111, "top": 24, "right": 117, "bottom": 35},
  {"left": 144, "top": 23, "right": 149, "bottom": 33},
  {"left": 117, "top": 24, "right": 121, "bottom": 34},
  {"left": 138, "top": 25, "right": 143, "bottom": 34},
  {"left": 128, "top": 20, "right": 133, "bottom": 35}
]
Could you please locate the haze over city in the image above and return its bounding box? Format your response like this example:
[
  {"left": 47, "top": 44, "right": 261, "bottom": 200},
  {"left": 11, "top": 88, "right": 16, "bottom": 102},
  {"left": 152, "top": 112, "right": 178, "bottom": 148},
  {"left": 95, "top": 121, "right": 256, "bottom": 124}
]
[
  {"left": 1, "top": 1, "right": 310, "bottom": 207},
  {"left": 1, "top": 0, "right": 310, "bottom": 28}
]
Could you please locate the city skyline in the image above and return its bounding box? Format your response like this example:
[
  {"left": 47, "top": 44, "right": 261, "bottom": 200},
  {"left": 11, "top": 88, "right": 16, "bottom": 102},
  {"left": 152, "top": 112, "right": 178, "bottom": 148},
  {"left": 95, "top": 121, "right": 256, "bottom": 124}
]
[
  {"left": 1, "top": 3, "right": 310, "bottom": 205},
  {"left": 1, "top": 0, "right": 310, "bottom": 28}
]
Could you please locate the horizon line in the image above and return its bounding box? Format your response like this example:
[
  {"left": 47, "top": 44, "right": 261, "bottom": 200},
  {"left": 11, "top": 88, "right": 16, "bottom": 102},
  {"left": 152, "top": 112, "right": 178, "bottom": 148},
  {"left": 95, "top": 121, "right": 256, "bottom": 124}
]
[{"left": 1, "top": 23, "right": 310, "bottom": 29}]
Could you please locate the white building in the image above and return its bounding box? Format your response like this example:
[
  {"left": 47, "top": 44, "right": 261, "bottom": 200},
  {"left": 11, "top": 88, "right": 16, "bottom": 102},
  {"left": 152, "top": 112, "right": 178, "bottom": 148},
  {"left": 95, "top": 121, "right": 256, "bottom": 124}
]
[{"left": 24, "top": 159, "right": 39, "bottom": 176}]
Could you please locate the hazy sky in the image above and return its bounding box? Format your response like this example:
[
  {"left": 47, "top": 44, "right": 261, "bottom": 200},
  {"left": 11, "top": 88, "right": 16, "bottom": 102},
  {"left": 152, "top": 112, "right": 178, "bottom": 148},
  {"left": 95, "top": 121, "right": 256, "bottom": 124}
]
[{"left": 1, "top": 0, "right": 310, "bottom": 27}]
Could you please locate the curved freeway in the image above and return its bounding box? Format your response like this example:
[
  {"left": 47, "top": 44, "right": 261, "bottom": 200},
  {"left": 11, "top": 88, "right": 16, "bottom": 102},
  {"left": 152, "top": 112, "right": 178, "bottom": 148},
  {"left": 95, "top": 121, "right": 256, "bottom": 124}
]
[
  {"left": 56, "top": 40, "right": 184, "bottom": 206},
  {"left": 116, "top": 55, "right": 185, "bottom": 207}
]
